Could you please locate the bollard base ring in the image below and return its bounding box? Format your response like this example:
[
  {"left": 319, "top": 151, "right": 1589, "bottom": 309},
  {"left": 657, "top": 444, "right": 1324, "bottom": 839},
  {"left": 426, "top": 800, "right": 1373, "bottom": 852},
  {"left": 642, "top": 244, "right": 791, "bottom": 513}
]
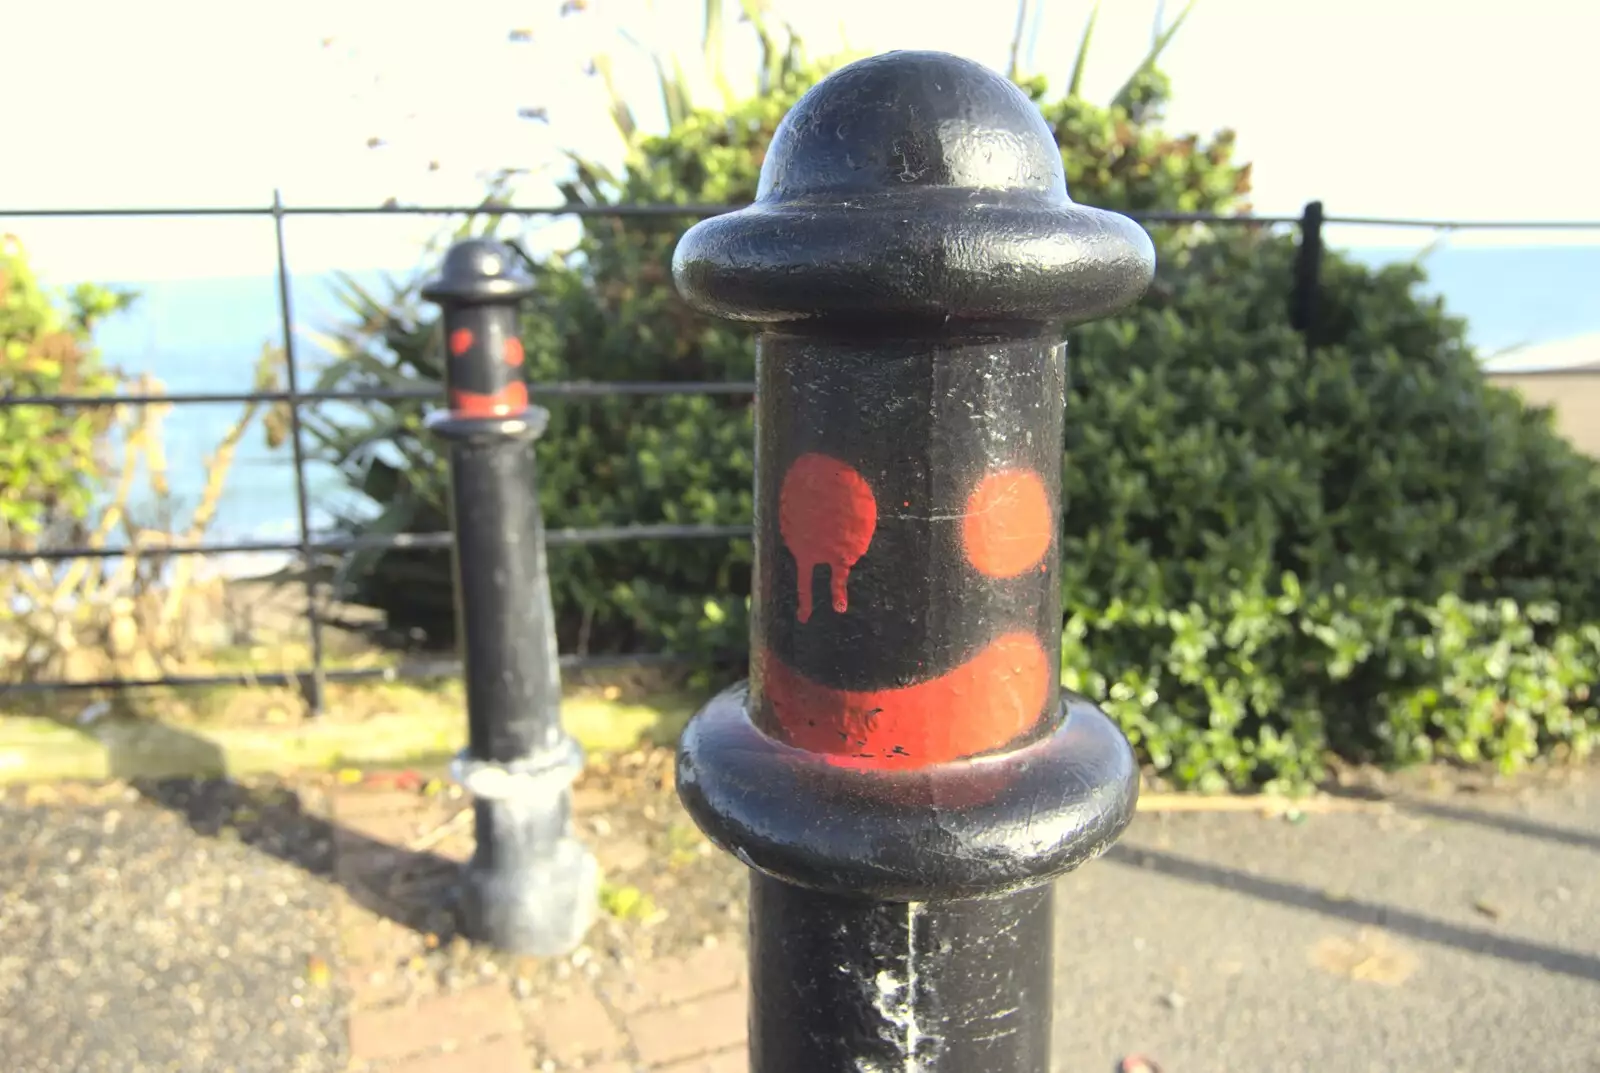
[
  {"left": 425, "top": 405, "right": 549, "bottom": 445},
  {"left": 676, "top": 684, "right": 1140, "bottom": 902},
  {"left": 451, "top": 737, "right": 597, "bottom": 956},
  {"left": 449, "top": 736, "right": 584, "bottom": 803}
]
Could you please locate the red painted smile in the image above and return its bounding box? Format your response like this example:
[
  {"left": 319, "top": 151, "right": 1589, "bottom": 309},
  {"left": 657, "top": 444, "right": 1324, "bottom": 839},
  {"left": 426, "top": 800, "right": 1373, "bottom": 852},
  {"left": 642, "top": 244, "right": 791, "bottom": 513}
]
[
  {"left": 762, "top": 631, "right": 1050, "bottom": 768},
  {"left": 451, "top": 382, "right": 528, "bottom": 418}
]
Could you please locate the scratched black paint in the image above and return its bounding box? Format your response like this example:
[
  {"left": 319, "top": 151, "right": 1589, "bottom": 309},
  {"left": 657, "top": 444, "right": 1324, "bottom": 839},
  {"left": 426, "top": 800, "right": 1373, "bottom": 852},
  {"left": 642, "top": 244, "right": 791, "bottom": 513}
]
[
  {"left": 424, "top": 240, "right": 596, "bottom": 956},
  {"left": 672, "top": 50, "right": 1153, "bottom": 1071},
  {"left": 751, "top": 878, "right": 1053, "bottom": 1073}
]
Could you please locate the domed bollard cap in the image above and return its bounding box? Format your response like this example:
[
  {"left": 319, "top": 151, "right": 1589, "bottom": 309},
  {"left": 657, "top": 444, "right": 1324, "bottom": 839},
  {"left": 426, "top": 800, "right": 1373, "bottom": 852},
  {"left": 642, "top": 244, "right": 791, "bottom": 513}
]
[
  {"left": 673, "top": 49, "right": 1155, "bottom": 326},
  {"left": 421, "top": 239, "right": 536, "bottom": 305},
  {"left": 422, "top": 238, "right": 543, "bottom": 438}
]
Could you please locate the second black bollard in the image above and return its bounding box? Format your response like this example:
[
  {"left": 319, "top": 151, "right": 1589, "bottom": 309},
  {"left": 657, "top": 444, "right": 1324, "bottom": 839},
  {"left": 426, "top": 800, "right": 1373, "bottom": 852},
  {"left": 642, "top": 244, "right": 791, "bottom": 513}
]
[
  {"left": 423, "top": 240, "right": 597, "bottom": 956},
  {"left": 673, "top": 51, "right": 1153, "bottom": 1071}
]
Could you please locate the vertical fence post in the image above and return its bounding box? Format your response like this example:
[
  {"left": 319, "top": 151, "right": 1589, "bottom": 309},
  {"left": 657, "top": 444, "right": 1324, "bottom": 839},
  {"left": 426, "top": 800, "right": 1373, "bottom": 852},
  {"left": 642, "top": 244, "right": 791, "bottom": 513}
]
[
  {"left": 270, "top": 189, "right": 326, "bottom": 716},
  {"left": 1291, "top": 199, "right": 1325, "bottom": 345},
  {"left": 673, "top": 51, "right": 1150, "bottom": 1072},
  {"left": 422, "top": 240, "right": 597, "bottom": 956}
]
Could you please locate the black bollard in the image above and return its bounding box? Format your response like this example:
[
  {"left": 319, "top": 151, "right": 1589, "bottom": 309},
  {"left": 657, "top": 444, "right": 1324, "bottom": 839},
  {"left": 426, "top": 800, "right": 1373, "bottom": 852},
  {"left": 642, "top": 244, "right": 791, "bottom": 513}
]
[
  {"left": 673, "top": 51, "right": 1154, "bottom": 1071},
  {"left": 423, "top": 240, "right": 597, "bottom": 956}
]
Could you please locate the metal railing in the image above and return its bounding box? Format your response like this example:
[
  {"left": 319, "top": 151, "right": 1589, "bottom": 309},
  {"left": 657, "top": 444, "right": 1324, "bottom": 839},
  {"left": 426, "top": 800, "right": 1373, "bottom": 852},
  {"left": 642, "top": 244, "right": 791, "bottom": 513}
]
[{"left": 3, "top": 195, "right": 1597, "bottom": 712}]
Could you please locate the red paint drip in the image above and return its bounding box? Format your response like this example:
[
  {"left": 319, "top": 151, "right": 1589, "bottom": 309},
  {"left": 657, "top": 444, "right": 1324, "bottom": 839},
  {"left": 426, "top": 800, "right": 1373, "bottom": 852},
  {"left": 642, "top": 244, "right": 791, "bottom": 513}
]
[
  {"left": 762, "top": 631, "right": 1050, "bottom": 768},
  {"left": 451, "top": 381, "right": 528, "bottom": 418},
  {"left": 503, "top": 337, "right": 525, "bottom": 367},
  {"left": 448, "top": 327, "right": 474, "bottom": 356},
  {"left": 778, "top": 453, "right": 876, "bottom": 623}
]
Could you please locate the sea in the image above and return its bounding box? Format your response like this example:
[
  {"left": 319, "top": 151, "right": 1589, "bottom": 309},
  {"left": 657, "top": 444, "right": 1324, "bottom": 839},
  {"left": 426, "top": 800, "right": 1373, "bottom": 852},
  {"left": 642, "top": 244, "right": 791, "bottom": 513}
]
[{"left": 73, "top": 242, "right": 1600, "bottom": 579}]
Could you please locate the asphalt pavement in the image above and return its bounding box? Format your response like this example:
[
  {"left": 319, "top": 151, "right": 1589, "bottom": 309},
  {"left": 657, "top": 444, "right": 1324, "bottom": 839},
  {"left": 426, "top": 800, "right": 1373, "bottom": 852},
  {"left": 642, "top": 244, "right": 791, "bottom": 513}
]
[{"left": 1056, "top": 770, "right": 1600, "bottom": 1072}]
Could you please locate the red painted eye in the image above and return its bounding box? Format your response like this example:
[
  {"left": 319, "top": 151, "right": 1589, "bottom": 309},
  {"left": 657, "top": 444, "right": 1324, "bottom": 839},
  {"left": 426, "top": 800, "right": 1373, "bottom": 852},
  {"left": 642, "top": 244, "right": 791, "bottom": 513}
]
[
  {"left": 503, "top": 337, "right": 525, "bottom": 367},
  {"left": 778, "top": 453, "right": 877, "bottom": 623},
  {"left": 962, "top": 469, "right": 1052, "bottom": 578},
  {"left": 449, "top": 327, "right": 474, "bottom": 356}
]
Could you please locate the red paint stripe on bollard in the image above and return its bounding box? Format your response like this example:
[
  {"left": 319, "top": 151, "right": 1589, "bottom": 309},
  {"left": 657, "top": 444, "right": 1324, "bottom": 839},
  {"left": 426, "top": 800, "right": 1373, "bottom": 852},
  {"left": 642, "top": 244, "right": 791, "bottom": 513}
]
[
  {"left": 451, "top": 382, "right": 529, "bottom": 418},
  {"left": 762, "top": 631, "right": 1050, "bottom": 767}
]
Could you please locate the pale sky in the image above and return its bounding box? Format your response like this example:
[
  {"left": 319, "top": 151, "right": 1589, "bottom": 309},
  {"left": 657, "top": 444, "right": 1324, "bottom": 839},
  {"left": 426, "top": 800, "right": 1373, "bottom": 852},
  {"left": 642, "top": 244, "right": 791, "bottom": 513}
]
[{"left": 4, "top": 0, "right": 1597, "bottom": 282}]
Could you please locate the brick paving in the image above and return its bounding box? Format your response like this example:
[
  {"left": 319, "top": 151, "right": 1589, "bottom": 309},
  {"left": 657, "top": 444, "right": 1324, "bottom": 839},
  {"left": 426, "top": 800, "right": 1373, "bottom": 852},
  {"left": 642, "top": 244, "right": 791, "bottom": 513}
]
[{"left": 328, "top": 774, "right": 748, "bottom": 1073}]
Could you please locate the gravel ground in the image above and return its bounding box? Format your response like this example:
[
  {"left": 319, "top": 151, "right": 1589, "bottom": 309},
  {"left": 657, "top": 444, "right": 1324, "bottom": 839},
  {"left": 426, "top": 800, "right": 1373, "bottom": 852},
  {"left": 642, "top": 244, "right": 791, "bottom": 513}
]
[{"left": 0, "top": 778, "right": 347, "bottom": 1073}]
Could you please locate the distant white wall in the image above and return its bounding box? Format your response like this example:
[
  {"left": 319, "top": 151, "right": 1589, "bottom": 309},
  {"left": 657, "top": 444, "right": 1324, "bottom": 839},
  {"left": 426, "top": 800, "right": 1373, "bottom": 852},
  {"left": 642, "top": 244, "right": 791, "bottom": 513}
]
[{"left": 1489, "top": 373, "right": 1600, "bottom": 457}]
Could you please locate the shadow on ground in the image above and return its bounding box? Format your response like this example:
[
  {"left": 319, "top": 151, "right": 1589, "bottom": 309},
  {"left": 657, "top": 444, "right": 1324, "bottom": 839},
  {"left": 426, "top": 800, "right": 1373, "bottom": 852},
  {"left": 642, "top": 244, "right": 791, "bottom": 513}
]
[
  {"left": 1326, "top": 782, "right": 1600, "bottom": 853},
  {"left": 92, "top": 719, "right": 464, "bottom": 939},
  {"left": 1101, "top": 840, "right": 1600, "bottom": 983}
]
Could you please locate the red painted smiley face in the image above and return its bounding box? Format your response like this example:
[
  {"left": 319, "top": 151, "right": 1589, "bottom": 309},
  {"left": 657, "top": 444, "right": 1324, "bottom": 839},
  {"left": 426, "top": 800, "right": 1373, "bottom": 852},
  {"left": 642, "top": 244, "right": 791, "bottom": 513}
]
[
  {"left": 765, "top": 451, "right": 1055, "bottom": 768},
  {"left": 446, "top": 325, "right": 529, "bottom": 417}
]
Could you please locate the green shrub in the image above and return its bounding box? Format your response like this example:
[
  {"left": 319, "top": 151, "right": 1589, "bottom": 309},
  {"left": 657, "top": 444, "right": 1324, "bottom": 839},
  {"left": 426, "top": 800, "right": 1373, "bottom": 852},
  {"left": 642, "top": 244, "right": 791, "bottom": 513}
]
[
  {"left": 1054, "top": 219, "right": 1600, "bottom": 788},
  {"left": 0, "top": 234, "right": 133, "bottom": 547},
  {"left": 1382, "top": 596, "right": 1600, "bottom": 770},
  {"left": 1066, "top": 225, "right": 1600, "bottom": 622},
  {"left": 1065, "top": 577, "right": 1600, "bottom": 794}
]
